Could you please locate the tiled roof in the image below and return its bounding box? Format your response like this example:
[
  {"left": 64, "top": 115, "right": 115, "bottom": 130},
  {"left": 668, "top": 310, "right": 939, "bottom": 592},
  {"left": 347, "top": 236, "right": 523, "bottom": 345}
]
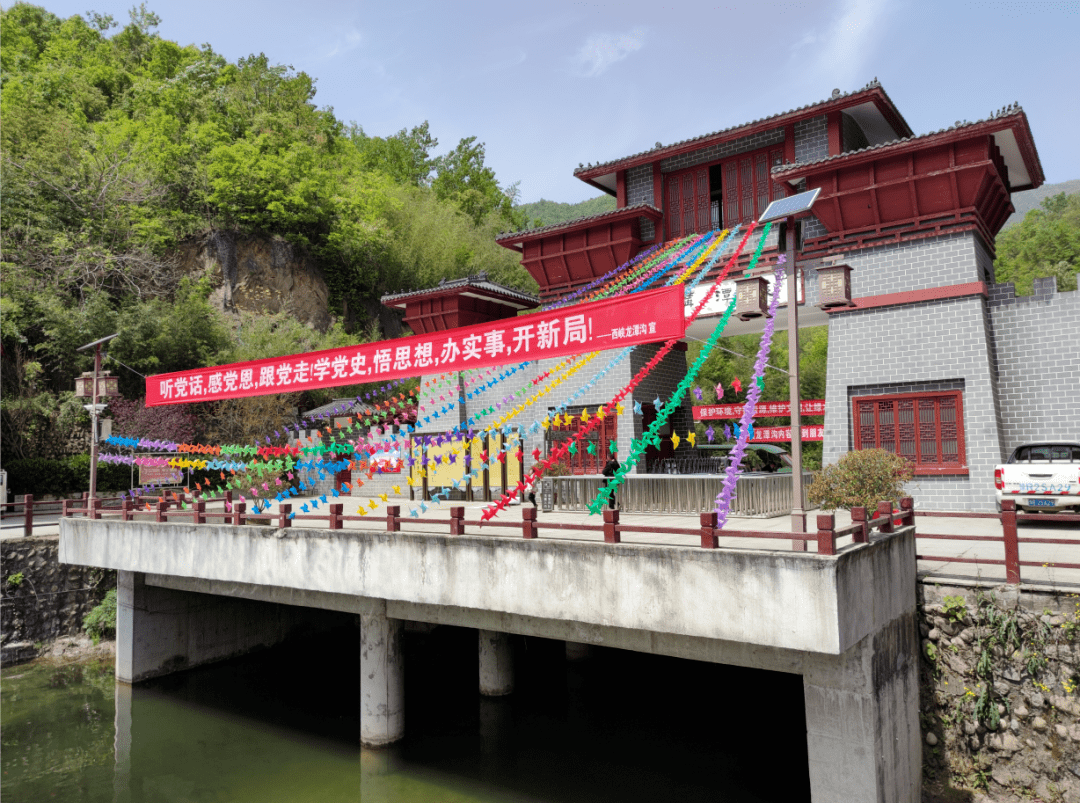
[
  {"left": 381, "top": 273, "right": 539, "bottom": 307},
  {"left": 770, "top": 104, "right": 1030, "bottom": 175},
  {"left": 301, "top": 398, "right": 375, "bottom": 419},
  {"left": 572, "top": 80, "right": 909, "bottom": 176},
  {"left": 496, "top": 202, "right": 661, "bottom": 242}
]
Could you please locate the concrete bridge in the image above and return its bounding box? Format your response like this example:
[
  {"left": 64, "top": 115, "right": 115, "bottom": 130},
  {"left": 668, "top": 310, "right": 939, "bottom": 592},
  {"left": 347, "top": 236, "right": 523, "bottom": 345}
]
[{"left": 60, "top": 516, "right": 921, "bottom": 803}]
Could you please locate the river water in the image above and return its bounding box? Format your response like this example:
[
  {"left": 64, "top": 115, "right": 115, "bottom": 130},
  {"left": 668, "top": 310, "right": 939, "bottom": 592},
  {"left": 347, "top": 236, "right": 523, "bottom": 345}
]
[{"left": 2, "top": 624, "right": 810, "bottom": 802}]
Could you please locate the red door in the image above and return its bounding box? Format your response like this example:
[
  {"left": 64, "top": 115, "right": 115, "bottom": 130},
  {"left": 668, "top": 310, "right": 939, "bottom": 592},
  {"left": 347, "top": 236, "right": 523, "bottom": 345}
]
[{"left": 666, "top": 167, "right": 710, "bottom": 239}]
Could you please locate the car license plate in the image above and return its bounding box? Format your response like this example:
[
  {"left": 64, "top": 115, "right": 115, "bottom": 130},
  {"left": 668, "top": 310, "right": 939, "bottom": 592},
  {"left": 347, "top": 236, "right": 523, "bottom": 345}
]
[{"left": 1027, "top": 498, "right": 1055, "bottom": 507}]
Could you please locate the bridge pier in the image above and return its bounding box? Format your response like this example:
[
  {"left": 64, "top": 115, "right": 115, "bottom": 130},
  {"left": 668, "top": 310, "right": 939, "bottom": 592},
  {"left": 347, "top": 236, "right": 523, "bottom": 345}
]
[
  {"left": 116, "top": 571, "right": 313, "bottom": 684},
  {"left": 478, "top": 630, "right": 514, "bottom": 696},
  {"left": 803, "top": 610, "right": 921, "bottom": 802},
  {"left": 360, "top": 599, "right": 405, "bottom": 747}
]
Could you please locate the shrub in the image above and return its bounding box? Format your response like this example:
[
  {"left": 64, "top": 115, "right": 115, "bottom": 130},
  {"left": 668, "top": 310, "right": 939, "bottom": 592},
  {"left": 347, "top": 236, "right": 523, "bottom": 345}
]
[
  {"left": 83, "top": 588, "right": 117, "bottom": 644},
  {"left": 807, "top": 448, "right": 914, "bottom": 511},
  {"left": 5, "top": 457, "right": 75, "bottom": 496}
]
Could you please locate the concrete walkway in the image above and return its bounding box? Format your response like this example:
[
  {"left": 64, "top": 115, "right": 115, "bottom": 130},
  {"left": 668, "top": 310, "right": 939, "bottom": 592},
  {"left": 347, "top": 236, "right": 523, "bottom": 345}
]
[{"left": 18, "top": 496, "right": 1080, "bottom": 591}]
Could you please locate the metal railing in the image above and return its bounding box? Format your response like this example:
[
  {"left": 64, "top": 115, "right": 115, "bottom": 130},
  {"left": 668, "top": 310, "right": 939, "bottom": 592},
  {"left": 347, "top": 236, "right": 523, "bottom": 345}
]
[
  {"left": 60, "top": 496, "right": 912, "bottom": 556},
  {"left": 551, "top": 472, "right": 814, "bottom": 517}
]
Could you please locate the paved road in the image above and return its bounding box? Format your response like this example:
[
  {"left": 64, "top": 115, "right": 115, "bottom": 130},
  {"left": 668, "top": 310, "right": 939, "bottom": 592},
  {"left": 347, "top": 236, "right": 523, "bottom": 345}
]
[{"left": 14, "top": 498, "right": 1080, "bottom": 591}]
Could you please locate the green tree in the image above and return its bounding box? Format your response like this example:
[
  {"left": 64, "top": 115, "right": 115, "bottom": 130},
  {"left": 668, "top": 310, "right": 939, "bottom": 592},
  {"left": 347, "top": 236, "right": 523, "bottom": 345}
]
[{"left": 995, "top": 192, "right": 1080, "bottom": 294}]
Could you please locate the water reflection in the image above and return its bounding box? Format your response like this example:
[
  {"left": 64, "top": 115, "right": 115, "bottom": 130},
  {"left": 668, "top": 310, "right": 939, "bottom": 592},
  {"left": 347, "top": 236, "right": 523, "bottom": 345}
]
[{"left": 3, "top": 623, "right": 810, "bottom": 802}]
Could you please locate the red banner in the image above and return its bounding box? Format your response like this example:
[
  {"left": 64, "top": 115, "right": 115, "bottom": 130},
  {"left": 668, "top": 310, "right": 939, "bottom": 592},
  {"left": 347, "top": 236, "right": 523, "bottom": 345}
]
[
  {"left": 694, "top": 400, "right": 825, "bottom": 419},
  {"left": 146, "top": 286, "right": 687, "bottom": 406},
  {"left": 751, "top": 425, "right": 824, "bottom": 442}
]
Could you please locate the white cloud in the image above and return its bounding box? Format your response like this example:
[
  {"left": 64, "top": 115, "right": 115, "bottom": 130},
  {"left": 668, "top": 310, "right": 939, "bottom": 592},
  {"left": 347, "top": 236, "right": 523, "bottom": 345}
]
[
  {"left": 573, "top": 27, "right": 646, "bottom": 77},
  {"left": 323, "top": 27, "right": 362, "bottom": 60},
  {"left": 806, "top": 0, "right": 892, "bottom": 88}
]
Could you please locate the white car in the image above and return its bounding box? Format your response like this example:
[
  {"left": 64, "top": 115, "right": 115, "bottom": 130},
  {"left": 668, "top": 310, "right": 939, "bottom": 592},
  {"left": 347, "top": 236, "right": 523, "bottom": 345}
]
[{"left": 994, "top": 443, "right": 1080, "bottom": 513}]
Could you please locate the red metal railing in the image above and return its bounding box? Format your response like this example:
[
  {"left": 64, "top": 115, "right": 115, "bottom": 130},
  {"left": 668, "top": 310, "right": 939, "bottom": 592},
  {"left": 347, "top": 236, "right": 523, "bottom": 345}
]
[
  {"left": 55, "top": 495, "right": 1080, "bottom": 585},
  {"left": 915, "top": 499, "right": 1080, "bottom": 584}
]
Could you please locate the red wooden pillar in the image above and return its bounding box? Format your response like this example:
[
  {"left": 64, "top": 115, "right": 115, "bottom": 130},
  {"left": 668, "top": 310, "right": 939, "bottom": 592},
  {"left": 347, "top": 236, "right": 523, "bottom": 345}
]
[
  {"left": 328, "top": 503, "right": 343, "bottom": 530},
  {"left": 22, "top": 494, "right": 33, "bottom": 536},
  {"left": 121, "top": 498, "right": 132, "bottom": 522},
  {"left": 816, "top": 513, "right": 836, "bottom": 556},
  {"left": 700, "top": 511, "right": 718, "bottom": 549},
  {"left": 521, "top": 507, "right": 538, "bottom": 539},
  {"left": 234, "top": 502, "right": 246, "bottom": 527},
  {"left": 1001, "top": 500, "right": 1020, "bottom": 585},
  {"left": 89, "top": 497, "right": 102, "bottom": 521},
  {"left": 279, "top": 503, "right": 292, "bottom": 529},
  {"left": 876, "top": 501, "right": 894, "bottom": 534},
  {"left": 851, "top": 506, "right": 869, "bottom": 543},
  {"left": 450, "top": 506, "right": 465, "bottom": 536},
  {"left": 155, "top": 499, "right": 167, "bottom": 523},
  {"left": 62, "top": 498, "right": 70, "bottom": 519},
  {"left": 194, "top": 499, "right": 206, "bottom": 526},
  {"left": 386, "top": 505, "right": 400, "bottom": 532},
  {"left": 603, "top": 508, "right": 620, "bottom": 544}
]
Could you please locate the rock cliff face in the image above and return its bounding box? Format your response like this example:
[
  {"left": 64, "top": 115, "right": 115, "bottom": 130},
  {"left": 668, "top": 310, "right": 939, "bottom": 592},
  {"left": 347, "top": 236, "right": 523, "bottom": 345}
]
[{"left": 177, "top": 231, "right": 333, "bottom": 331}]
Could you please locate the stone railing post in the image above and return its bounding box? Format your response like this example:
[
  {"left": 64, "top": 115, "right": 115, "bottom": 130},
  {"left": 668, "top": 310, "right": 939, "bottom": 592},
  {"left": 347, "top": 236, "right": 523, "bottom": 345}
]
[
  {"left": 450, "top": 506, "right": 465, "bottom": 535},
  {"left": 278, "top": 503, "right": 292, "bottom": 529},
  {"left": 155, "top": 499, "right": 167, "bottom": 523},
  {"left": 23, "top": 494, "right": 33, "bottom": 536},
  {"left": 700, "top": 511, "right": 718, "bottom": 549},
  {"left": 850, "top": 506, "right": 868, "bottom": 543},
  {"left": 521, "top": 506, "right": 538, "bottom": 539},
  {"left": 234, "top": 501, "right": 246, "bottom": 527},
  {"left": 876, "top": 501, "right": 893, "bottom": 534},
  {"left": 121, "top": 498, "right": 132, "bottom": 522},
  {"left": 1001, "top": 499, "right": 1020, "bottom": 585},
  {"left": 899, "top": 496, "right": 915, "bottom": 527},
  {"left": 603, "top": 508, "right": 620, "bottom": 544},
  {"left": 386, "top": 505, "right": 400, "bottom": 532},
  {"left": 816, "top": 513, "right": 836, "bottom": 556},
  {"left": 329, "top": 503, "right": 343, "bottom": 530},
  {"left": 194, "top": 499, "right": 206, "bottom": 525}
]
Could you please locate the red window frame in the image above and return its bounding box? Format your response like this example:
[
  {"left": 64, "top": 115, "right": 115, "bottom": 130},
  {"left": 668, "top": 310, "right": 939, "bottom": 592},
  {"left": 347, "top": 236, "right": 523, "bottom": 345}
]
[
  {"left": 664, "top": 144, "right": 787, "bottom": 239},
  {"left": 852, "top": 391, "right": 968, "bottom": 475}
]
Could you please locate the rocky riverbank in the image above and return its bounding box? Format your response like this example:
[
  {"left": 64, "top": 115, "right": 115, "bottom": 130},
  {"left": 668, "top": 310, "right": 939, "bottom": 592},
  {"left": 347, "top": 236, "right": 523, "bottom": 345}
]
[
  {"left": 918, "top": 583, "right": 1080, "bottom": 802},
  {"left": 1, "top": 534, "right": 114, "bottom": 666}
]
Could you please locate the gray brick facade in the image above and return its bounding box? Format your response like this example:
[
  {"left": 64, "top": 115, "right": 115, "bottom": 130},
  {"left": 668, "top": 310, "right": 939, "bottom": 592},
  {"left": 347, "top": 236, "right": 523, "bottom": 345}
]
[
  {"left": 660, "top": 127, "right": 785, "bottom": 173},
  {"left": 794, "top": 115, "right": 828, "bottom": 163},
  {"left": 988, "top": 276, "right": 1080, "bottom": 454},
  {"left": 625, "top": 164, "right": 653, "bottom": 206}
]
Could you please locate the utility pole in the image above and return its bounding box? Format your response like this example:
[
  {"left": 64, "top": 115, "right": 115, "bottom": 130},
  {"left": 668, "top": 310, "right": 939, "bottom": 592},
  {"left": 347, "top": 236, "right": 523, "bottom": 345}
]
[{"left": 76, "top": 333, "right": 120, "bottom": 499}]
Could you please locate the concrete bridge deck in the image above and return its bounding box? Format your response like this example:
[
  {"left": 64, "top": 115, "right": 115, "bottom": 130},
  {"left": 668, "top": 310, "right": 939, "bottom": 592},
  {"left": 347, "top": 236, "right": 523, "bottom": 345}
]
[{"left": 61, "top": 509, "right": 922, "bottom": 803}]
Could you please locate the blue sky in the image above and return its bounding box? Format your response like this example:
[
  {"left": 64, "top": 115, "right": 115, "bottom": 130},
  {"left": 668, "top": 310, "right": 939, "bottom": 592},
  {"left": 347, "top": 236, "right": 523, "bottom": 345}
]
[{"left": 28, "top": 0, "right": 1080, "bottom": 203}]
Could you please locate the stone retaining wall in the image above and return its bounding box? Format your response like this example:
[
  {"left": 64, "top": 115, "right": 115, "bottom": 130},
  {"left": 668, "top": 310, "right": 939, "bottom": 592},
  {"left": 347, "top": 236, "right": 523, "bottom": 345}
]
[
  {"left": 918, "top": 583, "right": 1080, "bottom": 801},
  {"left": 1, "top": 535, "right": 115, "bottom": 666}
]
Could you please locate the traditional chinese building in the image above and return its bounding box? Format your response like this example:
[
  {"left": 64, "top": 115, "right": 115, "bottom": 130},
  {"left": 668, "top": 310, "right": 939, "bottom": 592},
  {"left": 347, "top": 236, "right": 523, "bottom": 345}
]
[{"left": 485, "top": 80, "right": 1078, "bottom": 511}]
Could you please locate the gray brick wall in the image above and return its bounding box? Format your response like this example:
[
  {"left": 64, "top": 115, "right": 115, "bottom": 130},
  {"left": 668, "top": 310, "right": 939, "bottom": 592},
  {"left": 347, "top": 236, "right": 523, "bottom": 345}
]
[
  {"left": 659, "top": 128, "right": 785, "bottom": 173},
  {"left": 794, "top": 115, "right": 828, "bottom": 163},
  {"left": 842, "top": 231, "right": 985, "bottom": 298},
  {"left": 626, "top": 164, "right": 653, "bottom": 207},
  {"left": 989, "top": 276, "right": 1080, "bottom": 454},
  {"left": 824, "top": 277, "right": 1005, "bottom": 511},
  {"left": 639, "top": 217, "right": 656, "bottom": 242}
]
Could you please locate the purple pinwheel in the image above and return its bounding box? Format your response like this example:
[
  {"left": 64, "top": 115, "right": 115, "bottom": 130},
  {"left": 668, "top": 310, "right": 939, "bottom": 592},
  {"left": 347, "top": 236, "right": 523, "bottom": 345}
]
[{"left": 693, "top": 386, "right": 703, "bottom": 400}]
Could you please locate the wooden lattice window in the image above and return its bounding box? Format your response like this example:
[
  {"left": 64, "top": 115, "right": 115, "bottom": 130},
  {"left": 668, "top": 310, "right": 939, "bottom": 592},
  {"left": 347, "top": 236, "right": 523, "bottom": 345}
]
[{"left": 853, "top": 391, "right": 967, "bottom": 475}]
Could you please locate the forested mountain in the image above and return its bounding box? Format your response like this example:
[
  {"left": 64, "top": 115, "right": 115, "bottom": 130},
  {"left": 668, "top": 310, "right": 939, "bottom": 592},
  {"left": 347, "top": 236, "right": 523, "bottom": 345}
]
[
  {"left": 995, "top": 192, "right": 1080, "bottom": 295},
  {"left": 0, "top": 3, "right": 536, "bottom": 457},
  {"left": 1003, "top": 179, "right": 1080, "bottom": 228},
  {"left": 515, "top": 195, "right": 616, "bottom": 227}
]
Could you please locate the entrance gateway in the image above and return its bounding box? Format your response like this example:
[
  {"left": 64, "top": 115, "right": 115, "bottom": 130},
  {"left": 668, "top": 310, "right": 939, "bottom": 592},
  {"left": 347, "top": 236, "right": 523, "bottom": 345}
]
[{"left": 64, "top": 81, "right": 1078, "bottom": 803}]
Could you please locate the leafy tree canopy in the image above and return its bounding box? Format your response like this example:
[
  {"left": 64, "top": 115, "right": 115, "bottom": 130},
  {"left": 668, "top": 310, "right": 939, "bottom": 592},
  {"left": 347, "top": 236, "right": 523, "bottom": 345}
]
[{"left": 994, "top": 192, "right": 1080, "bottom": 294}]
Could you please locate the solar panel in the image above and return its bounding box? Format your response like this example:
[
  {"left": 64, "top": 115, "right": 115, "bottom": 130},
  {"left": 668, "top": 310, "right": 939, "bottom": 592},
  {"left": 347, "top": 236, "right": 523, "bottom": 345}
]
[{"left": 758, "top": 188, "right": 821, "bottom": 224}]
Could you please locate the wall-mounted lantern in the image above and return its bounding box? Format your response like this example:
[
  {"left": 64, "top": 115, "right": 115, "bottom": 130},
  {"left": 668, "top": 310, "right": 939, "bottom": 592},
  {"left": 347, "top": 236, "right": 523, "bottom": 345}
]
[
  {"left": 817, "top": 264, "right": 854, "bottom": 309},
  {"left": 734, "top": 275, "right": 770, "bottom": 320}
]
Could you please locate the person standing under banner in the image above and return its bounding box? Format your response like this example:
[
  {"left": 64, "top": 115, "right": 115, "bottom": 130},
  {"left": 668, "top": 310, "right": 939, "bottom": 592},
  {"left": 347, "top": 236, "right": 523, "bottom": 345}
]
[{"left": 601, "top": 453, "right": 619, "bottom": 510}]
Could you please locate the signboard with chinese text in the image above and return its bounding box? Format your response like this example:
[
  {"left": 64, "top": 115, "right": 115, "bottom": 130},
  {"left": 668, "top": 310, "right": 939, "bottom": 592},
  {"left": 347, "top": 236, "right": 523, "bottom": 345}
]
[
  {"left": 693, "top": 400, "right": 825, "bottom": 419},
  {"left": 751, "top": 425, "right": 824, "bottom": 442},
  {"left": 146, "top": 286, "right": 687, "bottom": 406},
  {"left": 138, "top": 463, "right": 182, "bottom": 486},
  {"left": 686, "top": 271, "right": 803, "bottom": 319}
]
